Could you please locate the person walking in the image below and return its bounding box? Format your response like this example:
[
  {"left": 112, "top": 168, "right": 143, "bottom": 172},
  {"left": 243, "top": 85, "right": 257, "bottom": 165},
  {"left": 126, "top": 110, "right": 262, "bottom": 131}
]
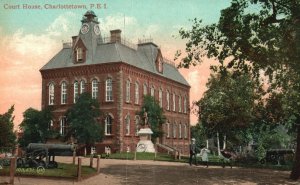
[
  {"left": 200, "top": 147, "right": 209, "bottom": 168},
  {"left": 189, "top": 138, "right": 197, "bottom": 166}
]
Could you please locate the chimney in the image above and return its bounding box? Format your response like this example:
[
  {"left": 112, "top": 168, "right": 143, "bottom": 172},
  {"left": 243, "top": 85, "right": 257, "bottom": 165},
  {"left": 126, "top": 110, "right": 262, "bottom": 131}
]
[{"left": 110, "top": 29, "right": 121, "bottom": 43}]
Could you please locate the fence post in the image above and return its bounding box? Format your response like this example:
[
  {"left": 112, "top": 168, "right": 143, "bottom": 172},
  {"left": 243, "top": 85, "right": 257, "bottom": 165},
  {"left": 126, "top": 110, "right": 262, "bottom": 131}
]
[
  {"left": 90, "top": 155, "right": 93, "bottom": 168},
  {"left": 77, "top": 157, "right": 82, "bottom": 181},
  {"left": 73, "top": 150, "right": 76, "bottom": 165},
  {"left": 9, "top": 157, "right": 16, "bottom": 184},
  {"left": 96, "top": 155, "right": 100, "bottom": 173}
]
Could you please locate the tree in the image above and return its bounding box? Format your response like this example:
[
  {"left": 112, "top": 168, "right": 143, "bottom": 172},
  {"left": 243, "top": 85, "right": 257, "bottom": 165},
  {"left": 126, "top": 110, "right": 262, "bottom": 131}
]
[
  {"left": 19, "top": 107, "right": 53, "bottom": 148},
  {"left": 177, "top": 0, "right": 300, "bottom": 180},
  {"left": 0, "top": 105, "right": 16, "bottom": 152},
  {"left": 66, "top": 92, "right": 103, "bottom": 151},
  {"left": 197, "top": 72, "right": 258, "bottom": 147},
  {"left": 138, "top": 95, "right": 166, "bottom": 143}
]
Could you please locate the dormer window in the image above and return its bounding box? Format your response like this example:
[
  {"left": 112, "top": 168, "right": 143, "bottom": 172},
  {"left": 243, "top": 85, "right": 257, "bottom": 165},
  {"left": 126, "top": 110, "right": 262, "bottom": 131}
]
[
  {"left": 158, "top": 58, "right": 163, "bottom": 72},
  {"left": 76, "top": 48, "right": 83, "bottom": 62}
]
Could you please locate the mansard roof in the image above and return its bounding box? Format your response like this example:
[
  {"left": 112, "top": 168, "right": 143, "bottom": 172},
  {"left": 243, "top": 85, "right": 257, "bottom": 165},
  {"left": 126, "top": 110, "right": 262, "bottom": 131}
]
[{"left": 41, "top": 41, "right": 190, "bottom": 86}]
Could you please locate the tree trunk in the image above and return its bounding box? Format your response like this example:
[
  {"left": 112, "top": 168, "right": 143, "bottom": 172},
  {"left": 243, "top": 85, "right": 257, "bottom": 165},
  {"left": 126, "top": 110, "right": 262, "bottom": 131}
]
[
  {"left": 290, "top": 125, "right": 300, "bottom": 180},
  {"left": 217, "top": 132, "right": 221, "bottom": 156},
  {"left": 223, "top": 135, "right": 226, "bottom": 150}
]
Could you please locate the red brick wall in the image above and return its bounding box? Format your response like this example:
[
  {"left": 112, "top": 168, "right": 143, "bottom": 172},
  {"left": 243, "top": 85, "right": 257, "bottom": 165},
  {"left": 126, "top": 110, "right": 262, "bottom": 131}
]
[{"left": 41, "top": 62, "right": 190, "bottom": 154}]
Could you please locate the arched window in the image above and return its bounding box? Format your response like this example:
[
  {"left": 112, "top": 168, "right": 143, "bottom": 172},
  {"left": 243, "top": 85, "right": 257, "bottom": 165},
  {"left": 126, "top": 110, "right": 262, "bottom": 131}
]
[
  {"left": 172, "top": 93, "right": 176, "bottom": 111},
  {"left": 74, "top": 81, "right": 79, "bottom": 103},
  {"left": 179, "top": 123, "right": 182, "bottom": 138},
  {"left": 80, "top": 80, "right": 85, "bottom": 94},
  {"left": 166, "top": 122, "right": 170, "bottom": 138},
  {"left": 173, "top": 123, "right": 177, "bottom": 138},
  {"left": 135, "top": 116, "right": 140, "bottom": 136},
  {"left": 184, "top": 96, "right": 187, "bottom": 113},
  {"left": 48, "top": 120, "right": 53, "bottom": 130},
  {"left": 106, "top": 78, "right": 113, "bottom": 101},
  {"left": 166, "top": 90, "right": 170, "bottom": 110},
  {"left": 159, "top": 89, "right": 163, "bottom": 107},
  {"left": 126, "top": 80, "right": 130, "bottom": 102},
  {"left": 61, "top": 82, "right": 67, "bottom": 104},
  {"left": 125, "top": 115, "right": 130, "bottom": 135},
  {"left": 178, "top": 95, "right": 182, "bottom": 112},
  {"left": 60, "top": 117, "right": 67, "bottom": 135},
  {"left": 49, "top": 83, "right": 54, "bottom": 105},
  {"left": 135, "top": 82, "right": 139, "bottom": 104},
  {"left": 105, "top": 115, "right": 113, "bottom": 135},
  {"left": 184, "top": 124, "right": 188, "bottom": 139},
  {"left": 143, "top": 84, "right": 147, "bottom": 95},
  {"left": 92, "top": 79, "right": 98, "bottom": 99},
  {"left": 150, "top": 86, "right": 155, "bottom": 97}
]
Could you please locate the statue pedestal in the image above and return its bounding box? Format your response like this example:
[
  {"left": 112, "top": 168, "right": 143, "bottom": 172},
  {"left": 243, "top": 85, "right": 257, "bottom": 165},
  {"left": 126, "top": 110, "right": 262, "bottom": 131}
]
[{"left": 136, "top": 128, "right": 155, "bottom": 153}]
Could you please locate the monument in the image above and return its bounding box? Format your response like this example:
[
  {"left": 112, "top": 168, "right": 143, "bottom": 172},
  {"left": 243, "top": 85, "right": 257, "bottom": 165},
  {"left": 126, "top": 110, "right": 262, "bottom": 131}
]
[{"left": 136, "top": 110, "right": 156, "bottom": 153}]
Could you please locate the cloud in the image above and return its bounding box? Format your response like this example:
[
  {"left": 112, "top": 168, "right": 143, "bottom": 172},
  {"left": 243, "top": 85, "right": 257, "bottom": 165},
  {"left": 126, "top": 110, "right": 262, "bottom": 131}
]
[{"left": 46, "top": 12, "right": 77, "bottom": 37}]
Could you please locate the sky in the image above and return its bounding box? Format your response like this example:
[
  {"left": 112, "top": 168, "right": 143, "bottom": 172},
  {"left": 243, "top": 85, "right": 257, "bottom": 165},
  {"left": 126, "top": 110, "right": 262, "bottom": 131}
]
[{"left": 0, "top": 0, "right": 231, "bottom": 129}]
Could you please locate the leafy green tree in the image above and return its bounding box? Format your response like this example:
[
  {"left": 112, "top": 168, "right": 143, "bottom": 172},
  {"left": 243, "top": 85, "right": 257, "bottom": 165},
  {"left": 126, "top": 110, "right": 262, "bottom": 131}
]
[
  {"left": 19, "top": 107, "right": 53, "bottom": 148},
  {"left": 190, "top": 123, "right": 207, "bottom": 149},
  {"left": 197, "top": 72, "right": 258, "bottom": 145},
  {"left": 177, "top": 0, "right": 300, "bottom": 180},
  {"left": 66, "top": 92, "right": 103, "bottom": 151},
  {"left": 138, "top": 95, "right": 166, "bottom": 143},
  {"left": 0, "top": 105, "right": 16, "bottom": 152}
]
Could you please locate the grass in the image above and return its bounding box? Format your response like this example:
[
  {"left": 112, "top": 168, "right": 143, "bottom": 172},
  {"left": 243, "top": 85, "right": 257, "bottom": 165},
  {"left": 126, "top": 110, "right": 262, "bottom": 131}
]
[{"left": 0, "top": 163, "right": 96, "bottom": 178}]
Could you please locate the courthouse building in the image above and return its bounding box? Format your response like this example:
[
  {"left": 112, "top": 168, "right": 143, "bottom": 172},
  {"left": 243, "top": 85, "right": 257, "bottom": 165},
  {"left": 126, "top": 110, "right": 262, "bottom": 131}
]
[{"left": 40, "top": 11, "right": 191, "bottom": 154}]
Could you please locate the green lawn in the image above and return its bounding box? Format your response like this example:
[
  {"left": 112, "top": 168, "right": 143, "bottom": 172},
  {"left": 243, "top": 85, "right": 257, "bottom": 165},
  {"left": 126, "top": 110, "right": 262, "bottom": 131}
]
[{"left": 0, "top": 163, "right": 96, "bottom": 178}]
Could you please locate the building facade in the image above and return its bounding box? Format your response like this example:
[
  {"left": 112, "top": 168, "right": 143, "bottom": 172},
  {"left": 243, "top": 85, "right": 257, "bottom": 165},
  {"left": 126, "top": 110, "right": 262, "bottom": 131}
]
[{"left": 40, "top": 11, "right": 191, "bottom": 155}]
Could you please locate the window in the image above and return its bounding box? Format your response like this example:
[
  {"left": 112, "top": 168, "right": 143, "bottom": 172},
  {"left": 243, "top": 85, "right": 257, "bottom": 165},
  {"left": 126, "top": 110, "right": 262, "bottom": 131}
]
[
  {"left": 106, "top": 78, "right": 113, "bottom": 101},
  {"left": 166, "top": 91, "right": 170, "bottom": 110},
  {"left": 178, "top": 95, "right": 182, "bottom": 112},
  {"left": 92, "top": 79, "right": 98, "bottom": 99},
  {"left": 80, "top": 80, "right": 85, "bottom": 93},
  {"left": 125, "top": 115, "right": 130, "bottom": 135},
  {"left": 173, "top": 124, "right": 177, "bottom": 138},
  {"left": 61, "top": 82, "right": 67, "bottom": 104},
  {"left": 179, "top": 123, "right": 182, "bottom": 138},
  {"left": 74, "top": 81, "right": 79, "bottom": 103},
  {"left": 135, "top": 82, "right": 139, "bottom": 104},
  {"left": 77, "top": 48, "right": 83, "bottom": 61},
  {"left": 49, "top": 83, "right": 54, "bottom": 105},
  {"left": 143, "top": 84, "right": 147, "bottom": 95},
  {"left": 126, "top": 80, "right": 130, "bottom": 102},
  {"left": 150, "top": 86, "right": 155, "bottom": 97},
  {"left": 166, "top": 122, "right": 170, "bottom": 138},
  {"left": 48, "top": 120, "right": 53, "bottom": 130},
  {"left": 60, "top": 117, "right": 67, "bottom": 136},
  {"left": 159, "top": 89, "right": 163, "bottom": 107},
  {"left": 135, "top": 116, "right": 140, "bottom": 136},
  {"left": 184, "top": 124, "right": 188, "bottom": 139},
  {"left": 105, "top": 115, "right": 112, "bottom": 135},
  {"left": 172, "top": 93, "right": 176, "bottom": 111},
  {"left": 184, "top": 96, "right": 187, "bottom": 113}
]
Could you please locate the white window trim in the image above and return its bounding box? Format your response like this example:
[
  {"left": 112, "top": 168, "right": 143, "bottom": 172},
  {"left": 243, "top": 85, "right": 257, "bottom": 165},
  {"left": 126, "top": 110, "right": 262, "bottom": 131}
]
[
  {"left": 125, "top": 115, "right": 130, "bottom": 135},
  {"left": 106, "top": 78, "right": 113, "bottom": 101},
  {"left": 74, "top": 81, "right": 78, "bottom": 103},
  {"left": 61, "top": 82, "right": 67, "bottom": 104},
  {"left": 173, "top": 124, "right": 177, "bottom": 138},
  {"left": 184, "top": 124, "right": 187, "bottom": 139},
  {"left": 159, "top": 89, "right": 163, "bottom": 107},
  {"left": 172, "top": 93, "right": 176, "bottom": 111},
  {"left": 105, "top": 116, "right": 112, "bottom": 135},
  {"left": 92, "top": 80, "right": 98, "bottom": 99},
  {"left": 80, "top": 80, "right": 85, "bottom": 94},
  {"left": 166, "top": 122, "right": 170, "bottom": 138},
  {"left": 60, "top": 117, "right": 66, "bottom": 136},
  {"left": 166, "top": 91, "right": 170, "bottom": 110},
  {"left": 179, "top": 123, "right": 182, "bottom": 138},
  {"left": 184, "top": 96, "right": 187, "bottom": 113},
  {"left": 77, "top": 48, "right": 83, "bottom": 61},
  {"left": 126, "top": 80, "right": 131, "bottom": 103},
  {"left": 49, "top": 83, "right": 54, "bottom": 105},
  {"left": 135, "top": 82, "right": 139, "bottom": 104},
  {"left": 150, "top": 86, "right": 155, "bottom": 97},
  {"left": 178, "top": 95, "right": 182, "bottom": 112},
  {"left": 143, "top": 84, "right": 147, "bottom": 95}
]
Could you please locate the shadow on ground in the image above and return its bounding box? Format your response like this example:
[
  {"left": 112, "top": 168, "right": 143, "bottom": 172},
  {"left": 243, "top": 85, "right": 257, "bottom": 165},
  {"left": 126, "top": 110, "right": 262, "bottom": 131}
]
[{"left": 101, "top": 163, "right": 299, "bottom": 185}]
